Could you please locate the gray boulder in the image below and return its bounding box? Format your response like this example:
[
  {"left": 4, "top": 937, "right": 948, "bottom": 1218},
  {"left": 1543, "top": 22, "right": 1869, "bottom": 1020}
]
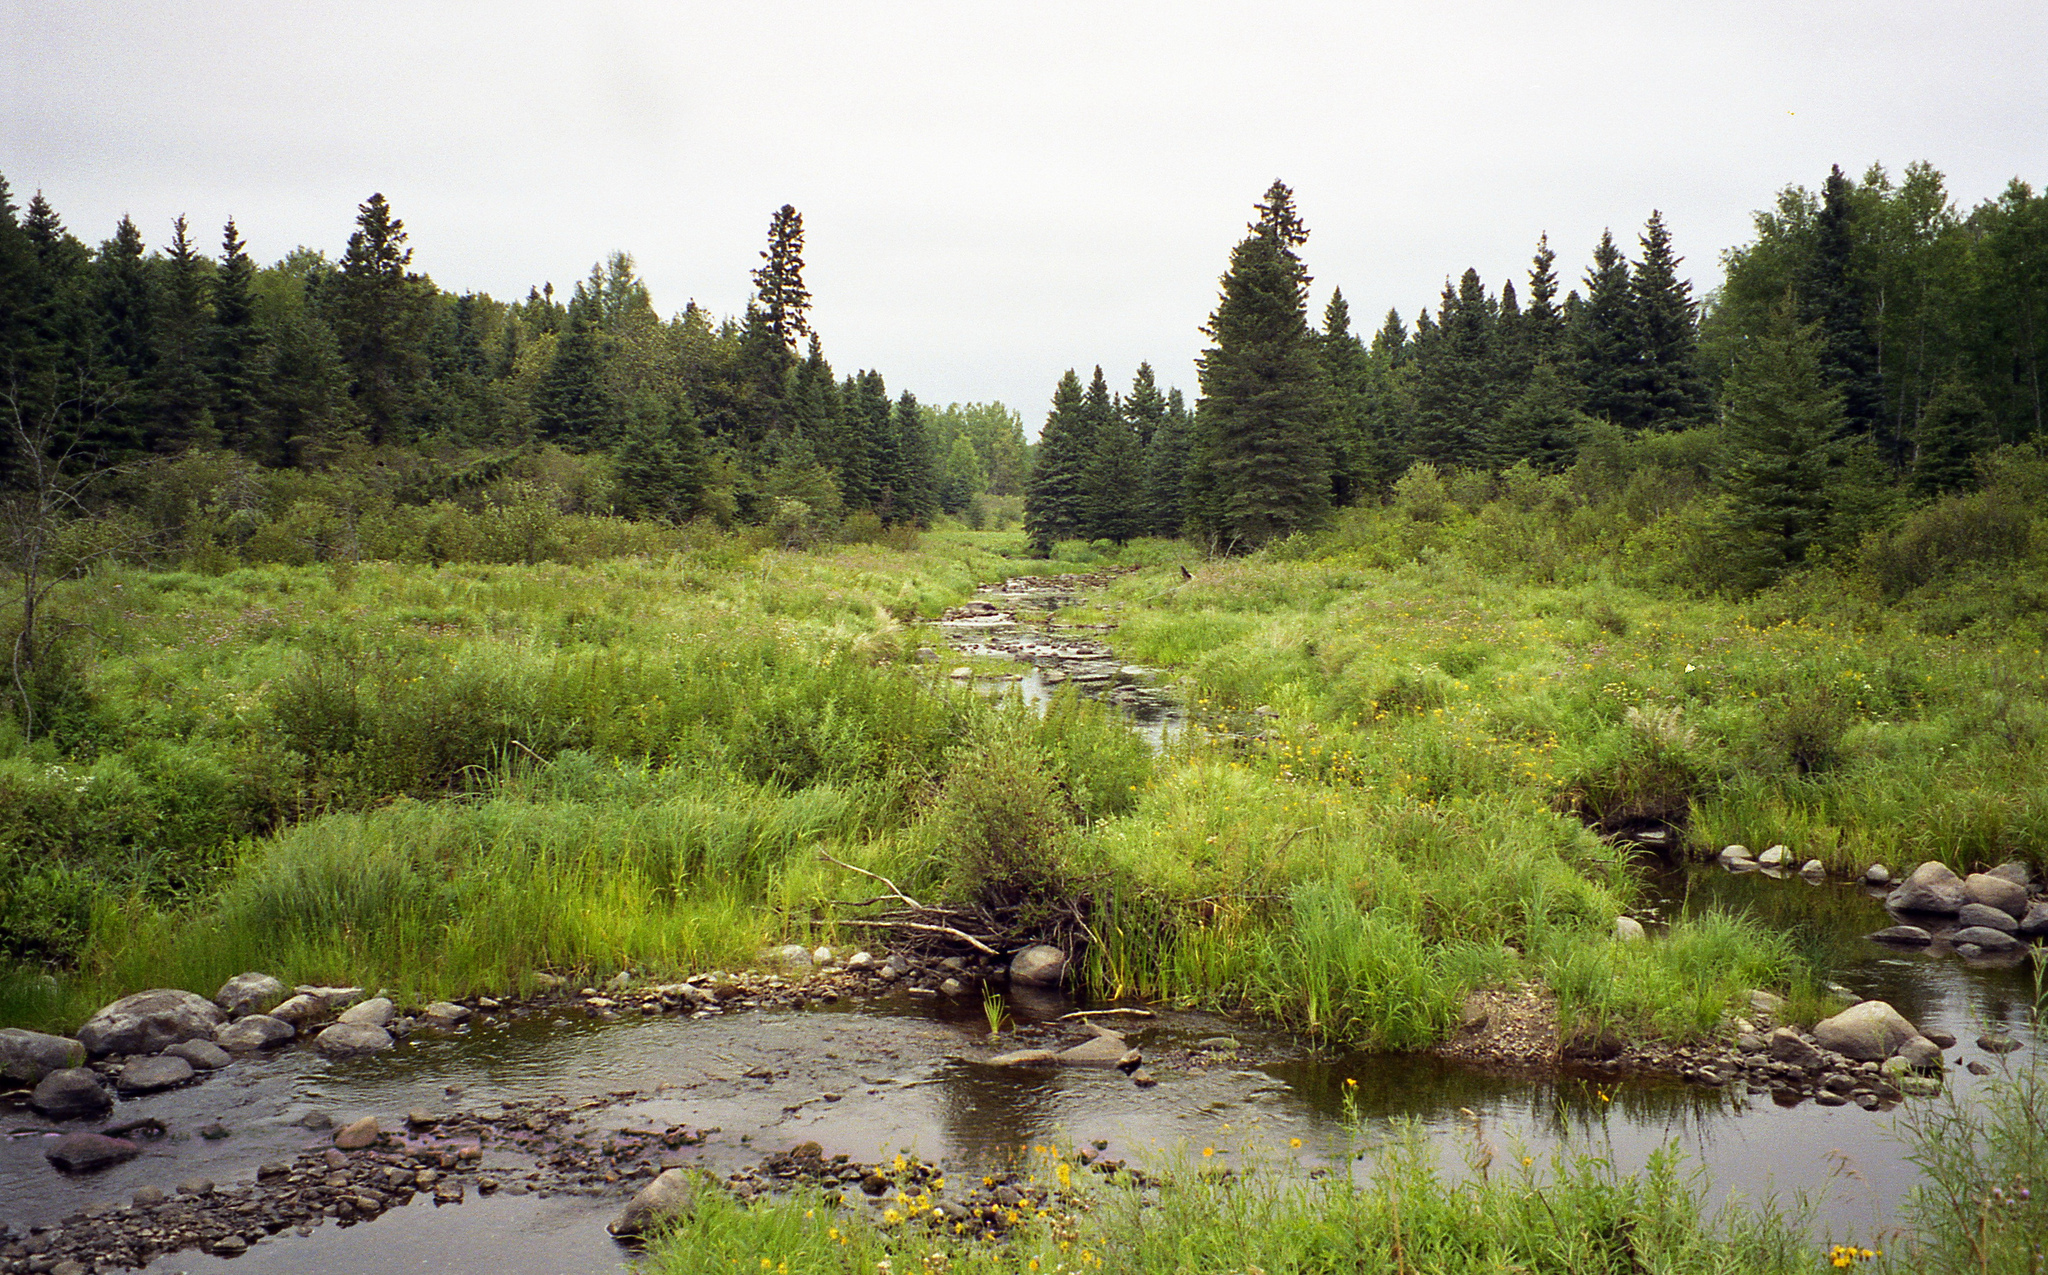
[
  {"left": 1757, "top": 845, "right": 1791, "bottom": 866},
  {"left": 1886, "top": 862, "right": 1967, "bottom": 915},
  {"left": 0, "top": 1027, "right": 85, "bottom": 1084},
  {"left": 165, "top": 1039, "right": 232, "bottom": 1070},
  {"left": 1963, "top": 873, "right": 2028, "bottom": 920},
  {"left": 45, "top": 1132, "right": 140, "bottom": 1173},
  {"left": 214, "top": 972, "right": 287, "bottom": 1019},
  {"left": 313, "top": 1022, "right": 394, "bottom": 1056},
  {"left": 1055, "top": 1033, "right": 1137, "bottom": 1068},
  {"left": 2018, "top": 901, "right": 2048, "bottom": 939},
  {"left": 1718, "top": 845, "right": 1753, "bottom": 862},
  {"left": 1894, "top": 1035, "right": 1944, "bottom": 1069},
  {"left": 770, "top": 944, "right": 812, "bottom": 971},
  {"left": 332, "top": 1116, "right": 381, "bottom": 1149},
  {"left": 117, "top": 1054, "right": 195, "bottom": 1094},
  {"left": 1985, "top": 860, "right": 2034, "bottom": 887},
  {"left": 29, "top": 1068, "right": 112, "bottom": 1118},
  {"left": 294, "top": 984, "right": 364, "bottom": 1008},
  {"left": 610, "top": 1168, "right": 697, "bottom": 1237},
  {"left": 1812, "top": 1000, "right": 1920, "bottom": 1061},
  {"left": 420, "top": 1001, "right": 471, "bottom": 1025},
  {"left": 1951, "top": 926, "right": 2023, "bottom": 954},
  {"left": 1862, "top": 863, "right": 1892, "bottom": 885},
  {"left": 76, "top": 988, "right": 224, "bottom": 1056},
  {"left": 1008, "top": 944, "right": 1068, "bottom": 988},
  {"left": 337, "top": 996, "right": 395, "bottom": 1028},
  {"left": 215, "top": 1014, "right": 294, "bottom": 1051},
  {"left": 1867, "top": 924, "right": 1933, "bottom": 946},
  {"left": 268, "top": 993, "right": 329, "bottom": 1027},
  {"left": 1766, "top": 1026, "right": 1824, "bottom": 1070},
  {"left": 1614, "top": 916, "right": 1646, "bottom": 942},
  {"left": 1956, "top": 903, "right": 2019, "bottom": 934}
]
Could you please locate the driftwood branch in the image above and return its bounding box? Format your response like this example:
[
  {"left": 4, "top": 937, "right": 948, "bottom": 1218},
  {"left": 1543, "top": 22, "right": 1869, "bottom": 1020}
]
[
  {"left": 818, "top": 849, "right": 924, "bottom": 910},
  {"left": 828, "top": 917, "right": 1000, "bottom": 956}
]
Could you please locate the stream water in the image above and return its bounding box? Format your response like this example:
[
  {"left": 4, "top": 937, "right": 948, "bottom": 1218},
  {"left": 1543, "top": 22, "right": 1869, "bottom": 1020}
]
[{"left": 3, "top": 580, "right": 2038, "bottom": 1271}]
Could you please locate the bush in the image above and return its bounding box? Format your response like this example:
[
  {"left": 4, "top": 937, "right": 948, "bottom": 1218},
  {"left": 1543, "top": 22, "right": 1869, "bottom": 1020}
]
[
  {"left": 1860, "top": 487, "right": 2033, "bottom": 600},
  {"left": 930, "top": 721, "right": 1078, "bottom": 925}
]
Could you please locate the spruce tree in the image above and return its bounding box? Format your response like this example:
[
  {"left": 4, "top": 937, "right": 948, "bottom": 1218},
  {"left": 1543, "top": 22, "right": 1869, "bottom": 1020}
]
[
  {"left": 1521, "top": 235, "right": 1568, "bottom": 363},
  {"left": 1911, "top": 374, "right": 1991, "bottom": 495},
  {"left": 751, "top": 205, "right": 812, "bottom": 352},
  {"left": 1626, "top": 211, "right": 1710, "bottom": 429},
  {"left": 1574, "top": 229, "right": 1637, "bottom": 427},
  {"left": 613, "top": 390, "right": 707, "bottom": 521},
  {"left": 208, "top": 219, "right": 267, "bottom": 458},
  {"left": 1024, "top": 369, "right": 1089, "bottom": 553},
  {"left": 1406, "top": 269, "right": 1499, "bottom": 469},
  {"left": 890, "top": 390, "right": 938, "bottom": 526},
  {"left": 533, "top": 283, "right": 610, "bottom": 445},
  {"left": 1123, "top": 361, "right": 1167, "bottom": 448},
  {"left": 1087, "top": 395, "right": 1144, "bottom": 544},
  {"left": 1075, "top": 367, "right": 1112, "bottom": 536},
  {"left": 151, "top": 215, "right": 216, "bottom": 452},
  {"left": 1495, "top": 362, "right": 1587, "bottom": 472},
  {"left": 1189, "top": 181, "right": 1330, "bottom": 549},
  {"left": 1715, "top": 301, "right": 1847, "bottom": 586},
  {"left": 325, "top": 193, "right": 433, "bottom": 444},
  {"left": 88, "top": 215, "right": 155, "bottom": 459},
  {"left": 1319, "top": 288, "right": 1375, "bottom": 506},
  {"left": 1800, "top": 166, "right": 1885, "bottom": 444},
  {"left": 1141, "top": 388, "right": 1192, "bottom": 536}
]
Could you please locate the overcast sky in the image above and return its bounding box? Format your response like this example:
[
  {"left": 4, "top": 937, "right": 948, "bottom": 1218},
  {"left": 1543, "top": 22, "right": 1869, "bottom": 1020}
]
[{"left": 3, "top": 1, "right": 2043, "bottom": 429}]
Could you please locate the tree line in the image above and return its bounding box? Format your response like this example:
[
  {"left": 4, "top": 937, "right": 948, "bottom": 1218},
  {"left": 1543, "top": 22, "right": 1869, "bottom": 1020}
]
[
  {"left": 0, "top": 182, "right": 1026, "bottom": 534},
  {"left": 1028, "top": 165, "right": 2048, "bottom": 565}
]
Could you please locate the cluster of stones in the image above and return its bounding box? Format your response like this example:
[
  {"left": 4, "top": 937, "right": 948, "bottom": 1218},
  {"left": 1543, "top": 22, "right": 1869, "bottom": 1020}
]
[
  {"left": 1627, "top": 992, "right": 2002, "bottom": 1106},
  {"left": 0, "top": 1124, "right": 486, "bottom": 1273},
  {"left": 927, "top": 574, "right": 1174, "bottom": 716},
  {"left": 4, "top": 975, "right": 484, "bottom": 1169},
  {"left": 1863, "top": 860, "right": 2046, "bottom": 956},
  {"left": 1715, "top": 842, "right": 1838, "bottom": 880}
]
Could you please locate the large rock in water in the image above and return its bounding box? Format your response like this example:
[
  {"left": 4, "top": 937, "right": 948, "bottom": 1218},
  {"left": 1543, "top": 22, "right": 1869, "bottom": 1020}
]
[
  {"left": 313, "top": 1022, "right": 394, "bottom": 1056},
  {"left": 337, "top": 997, "right": 396, "bottom": 1029},
  {"left": 1813, "top": 1000, "right": 1920, "bottom": 1061},
  {"left": 29, "top": 1068, "right": 113, "bottom": 1118},
  {"left": 1963, "top": 873, "right": 2029, "bottom": 920},
  {"left": 76, "top": 989, "right": 224, "bottom": 1056},
  {"left": 0, "top": 1027, "right": 86, "bottom": 1084},
  {"left": 1955, "top": 903, "right": 2019, "bottom": 934},
  {"left": 45, "top": 1132, "right": 140, "bottom": 1173},
  {"left": 117, "top": 1054, "right": 195, "bottom": 1094},
  {"left": 214, "top": 973, "right": 287, "bottom": 1019},
  {"left": 1886, "top": 862, "right": 1967, "bottom": 915},
  {"left": 1007, "top": 945, "right": 1068, "bottom": 988},
  {"left": 1951, "top": 926, "right": 2024, "bottom": 954},
  {"left": 610, "top": 1168, "right": 697, "bottom": 1237},
  {"left": 2018, "top": 901, "right": 2048, "bottom": 939},
  {"left": 215, "top": 1014, "right": 294, "bottom": 1051}
]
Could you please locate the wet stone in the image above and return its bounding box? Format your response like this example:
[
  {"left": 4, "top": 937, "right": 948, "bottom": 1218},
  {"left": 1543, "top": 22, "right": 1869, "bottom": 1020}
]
[{"left": 115, "top": 1054, "right": 195, "bottom": 1094}]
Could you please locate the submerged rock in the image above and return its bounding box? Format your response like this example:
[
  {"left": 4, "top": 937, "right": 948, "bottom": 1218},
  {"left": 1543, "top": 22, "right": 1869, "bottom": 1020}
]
[
  {"left": 1886, "top": 862, "right": 1966, "bottom": 915},
  {"left": 45, "top": 1132, "right": 140, "bottom": 1173},
  {"left": 76, "top": 988, "right": 224, "bottom": 1056},
  {"left": 988, "top": 1049, "right": 1059, "bottom": 1067},
  {"left": 1950, "top": 926, "right": 2023, "bottom": 954},
  {"left": 116, "top": 1054, "right": 196, "bottom": 1094}
]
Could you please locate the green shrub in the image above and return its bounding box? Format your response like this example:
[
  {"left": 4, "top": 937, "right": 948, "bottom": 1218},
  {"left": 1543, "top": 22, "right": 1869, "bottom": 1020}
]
[{"left": 1861, "top": 488, "right": 2033, "bottom": 600}]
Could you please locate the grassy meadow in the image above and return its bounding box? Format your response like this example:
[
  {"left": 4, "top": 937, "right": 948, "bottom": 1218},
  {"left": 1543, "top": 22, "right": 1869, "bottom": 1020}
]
[{"left": 2, "top": 435, "right": 2044, "bottom": 1061}]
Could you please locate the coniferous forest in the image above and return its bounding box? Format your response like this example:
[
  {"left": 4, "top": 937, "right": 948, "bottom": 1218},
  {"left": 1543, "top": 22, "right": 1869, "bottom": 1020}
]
[{"left": 4, "top": 162, "right": 2044, "bottom": 583}]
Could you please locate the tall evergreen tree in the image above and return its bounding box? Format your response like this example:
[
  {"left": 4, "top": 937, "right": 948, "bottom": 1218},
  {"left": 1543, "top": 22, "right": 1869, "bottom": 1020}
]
[
  {"left": 1800, "top": 166, "right": 1885, "bottom": 443},
  {"left": 751, "top": 205, "right": 811, "bottom": 352},
  {"left": 1716, "top": 301, "right": 1847, "bottom": 586},
  {"left": 533, "top": 283, "right": 610, "bottom": 445},
  {"left": 151, "top": 215, "right": 215, "bottom": 452},
  {"left": 88, "top": 215, "right": 155, "bottom": 458},
  {"left": 1075, "top": 366, "right": 1113, "bottom": 536},
  {"left": 324, "top": 193, "right": 433, "bottom": 444},
  {"left": 1024, "top": 369, "right": 1089, "bottom": 553},
  {"left": 1123, "top": 361, "right": 1167, "bottom": 448},
  {"left": 209, "top": 218, "right": 268, "bottom": 456},
  {"left": 1318, "top": 288, "right": 1375, "bottom": 505},
  {"left": 1189, "top": 181, "right": 1330, "bottom": 549},
  {"left": 1574, "top": 229, "right": 1637, "bottom": 427},
  {"left": 1088, "top": 391, "right": 1144, "bottom": 543},
  {"left": 1521, "top": 235, "right": 1568, "bottom": 364},
  {"left": 1141, "top": 388, "right": 1192, "bottom": 536},
  {"left": 1406, "top": 268, "right": 1499, "bottom": 468},
  {"left": 1911, "top": 373, "right": 1991, "bottom": 495},
  {"left": 612, "top": 389, "right": 707, "bottom": 521},
  {"left": 1626, "top": 211, "right": 1710, "bottom": 429},
  {"left": 888, "top": 390, "right": 938, "bottom": 526}
]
